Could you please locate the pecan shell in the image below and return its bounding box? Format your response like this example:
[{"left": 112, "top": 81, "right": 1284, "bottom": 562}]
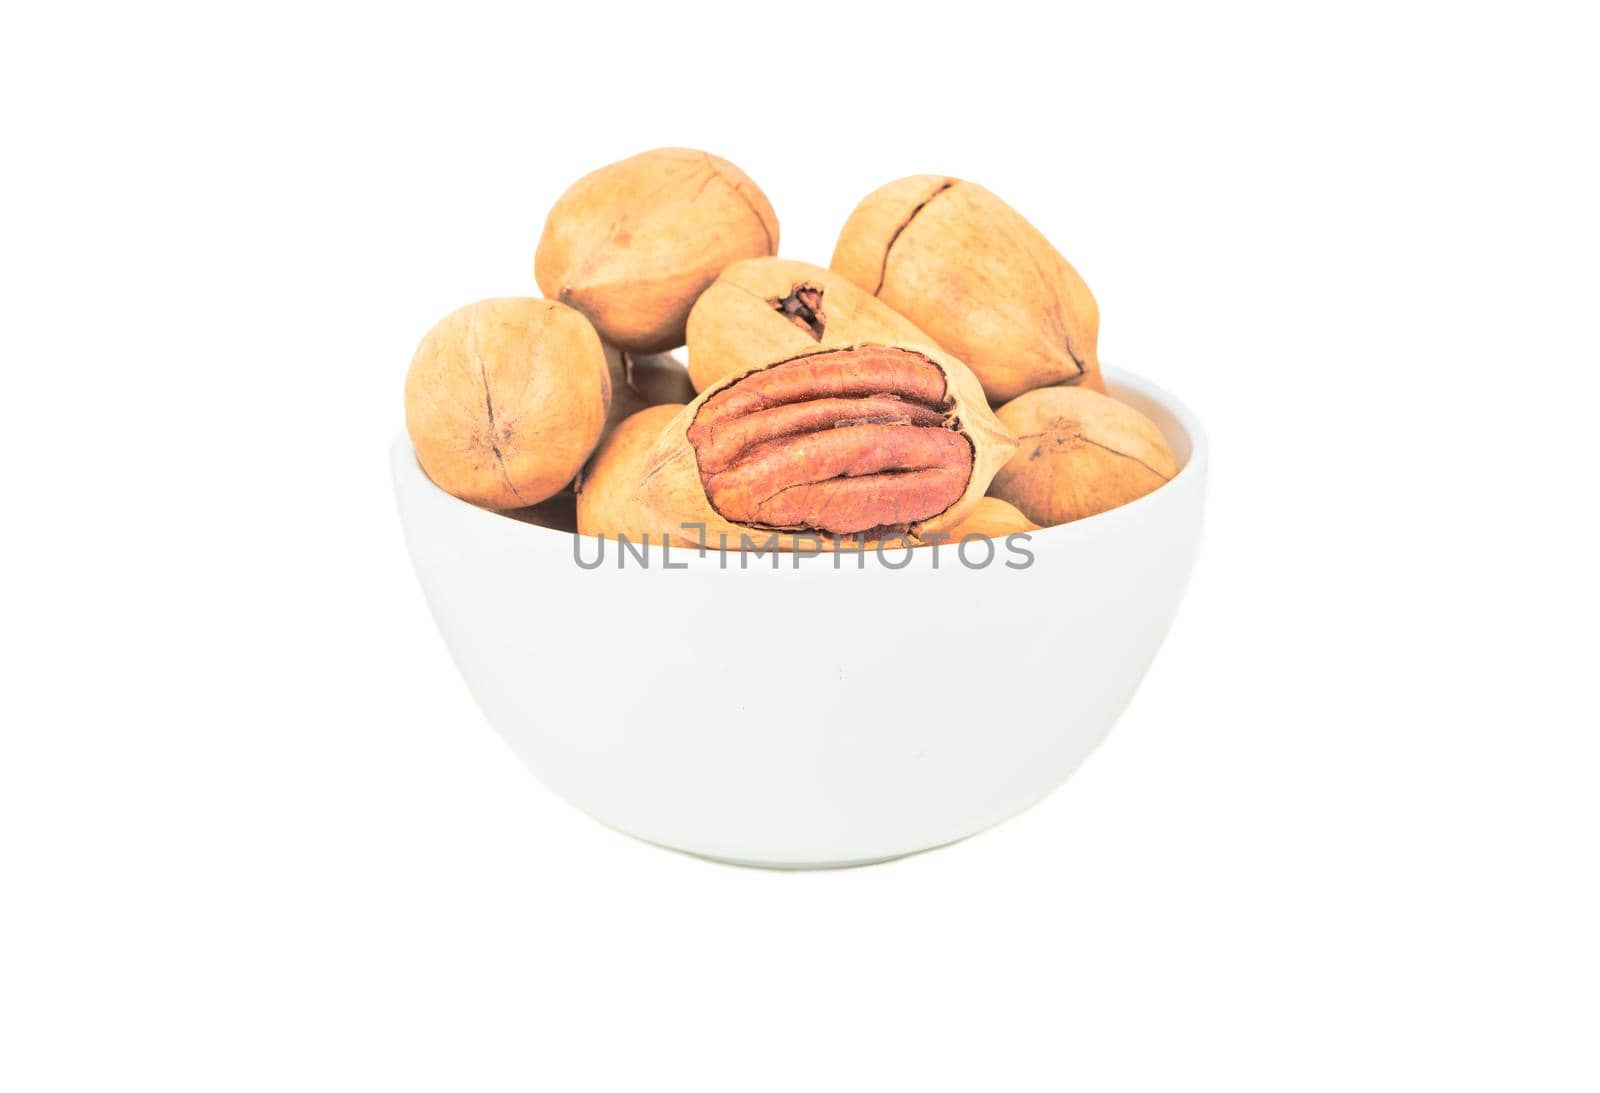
[
  {"left": 831, "top": 176, "right": 1104, "bottom": 405},
  {"left": 404, "top": 298, "right": 610, "bottom": 511},
  {"left": 535, "top": 148, "right": 778, "bottom": 353},
  {"left": 685, "top": 257, "right": 934, "bottom": 393},
  {"left": 990, "top": 386, "right": 1179, "bottom": 526}
]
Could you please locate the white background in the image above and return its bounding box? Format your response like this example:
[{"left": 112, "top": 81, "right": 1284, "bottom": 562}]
[{"left": 3, "top": 2, "right": 1596, "bottom": 1089}]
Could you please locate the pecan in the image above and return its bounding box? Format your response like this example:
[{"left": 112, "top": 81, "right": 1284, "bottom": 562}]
[
  {"left": 637, "top": 343, "right": 1018, "bottom": 547},
  {"left": 830, "top": 176, "right": 1106, "bottom": 404},
  {"left": 990, "top": 386, "right": 1178, "bottom": 526},
  {"left": 534, "top": 148, "right": 778, "bottom": 353},
  {"left": 405, "top": 298, "right": 611, "bottom": 511},
  {"left": 687, "top": 348, "right": 969, "bottom": 535}
]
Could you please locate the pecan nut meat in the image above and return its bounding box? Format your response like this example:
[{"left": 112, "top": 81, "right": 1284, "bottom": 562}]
[{"left": 638, "top": 343, "right": 1016, "bottom": 546}]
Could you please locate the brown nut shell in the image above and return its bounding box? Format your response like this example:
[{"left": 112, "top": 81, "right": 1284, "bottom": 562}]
[
  {"left": 503, "top": 491, "right": 578, "bottom": 534},
  {"left": 577, "top": 404, "right": 690, "bottom": 543},
  {"left": 990, "top": 387, "right": 1179, "bottom": 526},
  {"left": 830, "top": 176, "right": 1103, "bottom": 404},
  {"left": 405, "top": 298, "right": 610, "bottom": 510},
  {"left": 535, "top": 148, "right": 779, "bottom": 353},
  {"left": 601, "top": 347, "right": 697, "bottom": 438},
  {"left": 685, "top": 257, "right": 935, "bottom": 392},
  {"left": 637, "top": 343, "right": 1016, "bottom": 547},
  {"left": 925, "top": 497, "right": 1039, "bottom": 543}
]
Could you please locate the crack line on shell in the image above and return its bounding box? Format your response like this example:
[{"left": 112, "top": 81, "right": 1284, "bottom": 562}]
[
  {"left": 872, "top": 180, "right": 955, "bottom": 296},
  {"left": 470, "top": 322, "right": 525, "bottom": 505},
  {"left": 1016, "top": 429, "right": 1172, "bottom": 482},
  {"left": 700, "top": 152, "right": 774, "bottom": 254}
]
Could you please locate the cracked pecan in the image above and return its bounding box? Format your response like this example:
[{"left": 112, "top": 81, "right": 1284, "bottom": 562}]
[
  {"left": 638, "top": 344, "right": 1017, "bottom": 545},
  {"left": 830, "top": 176, "right": 1105, "bottom": 405},
  {"left": 685, "top": 258, "right": 935, "bottom": 393},
  {"left": 990, "top": 386, "right": 1178, "bottom": 525},
  {"left": 405, "top": 298, "right": 610, "bottom": 511}
]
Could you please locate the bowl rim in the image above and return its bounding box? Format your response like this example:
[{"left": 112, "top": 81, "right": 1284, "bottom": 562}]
[{"left": 391, "top": 364, "right": 1208, "bottom": 561}]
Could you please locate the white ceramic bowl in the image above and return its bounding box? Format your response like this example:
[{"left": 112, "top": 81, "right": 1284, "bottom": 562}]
[{"left": 393, "top": 367, "right": 1207, "bottom": 868}]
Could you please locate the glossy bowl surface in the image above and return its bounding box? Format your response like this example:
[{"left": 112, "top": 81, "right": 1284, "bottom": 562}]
[{"left": 393, "top": 368, "right": 1207, "bottom": 867}]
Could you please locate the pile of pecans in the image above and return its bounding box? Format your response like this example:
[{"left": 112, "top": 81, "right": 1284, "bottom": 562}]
[{"left": 404, "top": 148, "right": 1178, "bottom": 549}]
